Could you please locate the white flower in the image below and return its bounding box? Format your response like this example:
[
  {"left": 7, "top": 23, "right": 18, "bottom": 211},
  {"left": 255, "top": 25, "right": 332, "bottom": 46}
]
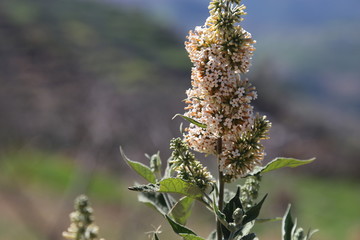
[{"left": 183, "top": 0, "right": 269, "bottom": 181}]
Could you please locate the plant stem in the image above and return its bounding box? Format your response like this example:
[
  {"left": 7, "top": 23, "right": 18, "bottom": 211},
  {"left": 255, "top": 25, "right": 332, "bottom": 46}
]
[
  {"left": 163, "top": 193, "right": 173, "bottom": 210},
  {"left": 217, "top": 137, "right": 224, "bottom": 240},
  {"left": 217, "top": 171, "right": 225, "bottom": 240},
  {"left": 228, "top": 231, "right": 236, "bottom": 240}
]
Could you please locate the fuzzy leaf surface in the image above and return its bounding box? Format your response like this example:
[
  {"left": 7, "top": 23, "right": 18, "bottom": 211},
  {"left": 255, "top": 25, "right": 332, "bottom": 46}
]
[
  {"left": 165, "top": 215, "right": 196, "bottom": 236},
  {"left": 236, "top": 221, "right": 255, "bottom": 238},
  {"left": 282, "top": 205, "right": 295, "bottom": 240},
  {"left": 138, "top": 192, "right": 169, "bottom": 215},
  {"left": 121, "top": 147, "right": 157, "bottom": 184},
  {"left": 128, "top": 183, "right": 159, "bottom": 192},
  {"left": 170, "top": 196, "right": 194, "bottom": 225}
]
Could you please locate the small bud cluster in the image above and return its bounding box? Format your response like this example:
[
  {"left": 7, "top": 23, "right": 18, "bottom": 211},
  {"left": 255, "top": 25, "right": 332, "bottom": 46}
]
[
  {"left": 170, "top": 138, "right": 214, "bottom": 190},
  {"left": 63, "top": 195, "right": 104, "bottom": 240},
  {"left": 240, "top": 175, "right": 261, "bottom": 210},
  {"left": 183, "top": 0, "right": 271, "bottom": 181}
]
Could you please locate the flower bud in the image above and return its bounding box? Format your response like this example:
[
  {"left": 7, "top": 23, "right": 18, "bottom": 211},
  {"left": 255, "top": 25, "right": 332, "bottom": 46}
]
[{"left": 232, "top": 207, "right": 244, "bottom": 225}]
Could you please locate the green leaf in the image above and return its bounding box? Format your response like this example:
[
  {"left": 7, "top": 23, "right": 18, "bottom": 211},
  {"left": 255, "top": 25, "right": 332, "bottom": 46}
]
[
  {"left": 159, "top": 178, "right": 203, "bottom": 198},
  {"left": 250, "top": 157, "right": 315, "bottom": 175},
  {"left": 129, "top": 178, "right": 203, "bottom": 199},
  {"left": 172, "top": 114, "right": 207, "bottom": 129},
  {"left": 212, "top": 194, "right": 230, "bottom": 230},
  {"left": 306, "top": 228, "right": 319, "bottom": 240},
  {"left": 128, "top": 183, "right": 159, "bottom": 192},
  {"left": 223, "top": 187, "right": 243, "bottom": 221},
  {"left": 221, "top": 187, "right": 243, "bottom": 238},
  {"left": 236, "top": 221, "right": 255, "bottom": 238},
  {"left": 170, "top": 196, "right": 194, "bottom": 225},
  {"left": 153, "top": 233, "right": 160, "bottom": 240},
  {"left": 282, "top": 204, "right": 295, "bottom": 240},
  {"left": 242, "top": 194, "right": 268, "bottom": 224},
  {"left": 121, "top": 147, "right": 157, "bottom": 184},
  {"left": 165, "top": 215, "right": 197, "bottom": 236},
  {"left": 180, "top": 234, "right": 206, "bottom": 240},
  {"left": 138, "top": 191, "right": 170, "bottom": 215},
  {"left": 241, "top": 233, "right": 256, "bottom": 240},
  {"left": 213, "top": 204, "right": 230, "bottom": 231}
]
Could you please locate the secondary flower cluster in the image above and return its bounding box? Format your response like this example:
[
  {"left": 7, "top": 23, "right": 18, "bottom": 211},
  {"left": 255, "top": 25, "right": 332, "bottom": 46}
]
[
  {"left": 63, "top": 195, "right": 104, "bottom": 240},
  {"left": 170, "top": 137, "right": 214, "bottom": 190},
  {"left": 183, "top": 0, "right": 270, "bottom": 181}
]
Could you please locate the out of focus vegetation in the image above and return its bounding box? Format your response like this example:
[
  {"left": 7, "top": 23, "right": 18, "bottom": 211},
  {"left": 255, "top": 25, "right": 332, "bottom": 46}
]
[
  {"left": 0, "top": 0, "right": 359, "bottom": 239},
  {"left": 1, "top": 150, "right": 359, "bottom": 240}
]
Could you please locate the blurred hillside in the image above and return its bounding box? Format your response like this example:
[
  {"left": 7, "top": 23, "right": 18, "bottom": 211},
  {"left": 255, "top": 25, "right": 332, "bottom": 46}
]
[
  {"left": 0, "top": 0, "right": 359, "bottom": 240},
  {"left": 0, "top": 0, "right": 359, "bottom": 177},
  {"left": 0, "top": 0, "right": 190, "bottom": 168}
]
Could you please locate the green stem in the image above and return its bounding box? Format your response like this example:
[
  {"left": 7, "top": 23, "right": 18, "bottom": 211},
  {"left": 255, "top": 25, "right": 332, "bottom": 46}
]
[
  {"left": 228, "top": 231, "right": 236, "bottom": 240},
  {"left": 217, "top": 137, "right": 224, "bottom": 240},
  {"left": 163, "top": 193, "right": 173, "bottom": 211}
]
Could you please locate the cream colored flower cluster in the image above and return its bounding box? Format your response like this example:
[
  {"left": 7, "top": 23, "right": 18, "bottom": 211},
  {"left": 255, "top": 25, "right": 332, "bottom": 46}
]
[
  {"left": 63, "top": 195, "right": 105, "bottom": 240},
  {"left": 183, "top": 0, "right": 267, "bottom": 180}
]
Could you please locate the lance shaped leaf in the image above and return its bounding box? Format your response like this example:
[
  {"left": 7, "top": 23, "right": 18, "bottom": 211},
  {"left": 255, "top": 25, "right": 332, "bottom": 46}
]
[
  {"left": 223, "top": 187, "right": 243, "bottom": 221},
  {"left": 242, "top": 194, "right": 268, "bottom": 224},
  {"left": 169, "top": 196, "right": 195, "bottom": 225},
  {"left": 180, "top": 234, "right": 206, "bottom": 240},
  {"left": 250, "top": 157, "right": 315, "bottom": 175},
  {"left": 282, "top": 205, "right": 318, "bottom": 240},
  {"left": 221, "top": 187, "right": 243, "bottom": 238},
  {"left": 152, "top": 233, "right": 160, "bottom": 240},
  {"left": 173, "top": 114, "right": 207, "bottom": 129},
  {"left": 306, "top": 228, "right": 319, "bottom": 239},
  {"left": 121, "top": 147, "right": 157, "bottom": 184},
  {"left": 166, "top": 215, "right": 197, "bottom": 236},
  {"left": 282, "top": 204, "right": 296, "bottom": 240}
]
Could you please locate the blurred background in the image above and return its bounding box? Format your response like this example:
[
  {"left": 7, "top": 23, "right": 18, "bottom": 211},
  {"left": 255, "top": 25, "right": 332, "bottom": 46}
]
[{"left": 0, "top": 0, "right": 359, "bottom": 239}]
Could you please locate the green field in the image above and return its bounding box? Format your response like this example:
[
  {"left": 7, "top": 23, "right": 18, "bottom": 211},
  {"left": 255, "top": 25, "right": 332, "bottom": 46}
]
[{"left": 0, "top": 149, "right": 359, "bottom": 240}]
